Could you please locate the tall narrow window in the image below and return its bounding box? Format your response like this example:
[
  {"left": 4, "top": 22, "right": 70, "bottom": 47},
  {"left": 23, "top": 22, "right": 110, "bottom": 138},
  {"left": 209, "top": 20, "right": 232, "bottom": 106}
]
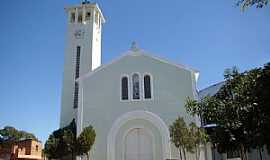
[
  {"left": 78, "top": 12, "right": 83, "bottom": 23},
  {"left": 70, "top": 12, "right": 75, "bottom": 23},
  {"left": 144, "top": 75, "right": 152, "bottom": 99},
  {"left": 75, "top": 46, "right": 81, "bottom": 79},
  {"left": 132, "top": 73, "right": 140, "bottom": 100},
  {"left": 121, "top": 77, "right": 129, "bottom": 100},
  {"left": 73, "top": 82, "right": 79, "bottom": 108},
  {"left": 73, "top": 46, "right": 81, "bottom": 109}
]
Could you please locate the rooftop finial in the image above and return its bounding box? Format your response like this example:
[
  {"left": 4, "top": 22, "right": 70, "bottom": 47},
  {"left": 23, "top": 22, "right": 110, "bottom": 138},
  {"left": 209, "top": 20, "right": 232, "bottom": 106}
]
[{"left": 130, "top": 41, "right": 139, "bottom": 51}]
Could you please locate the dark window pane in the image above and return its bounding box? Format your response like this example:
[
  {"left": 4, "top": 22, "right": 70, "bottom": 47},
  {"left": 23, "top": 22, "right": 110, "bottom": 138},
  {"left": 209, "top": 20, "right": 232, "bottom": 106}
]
[
  {"left": 132, "top": 74, "right": 140, "bottom": 99},
  {"left": 75, "top": 46, "right": 81, "bottom": 79},
  {"left": 85, "top": 12, "right": 91, "bottom": 21},
  {"left": 70, "top": 12, "right": 75, "bottom": 23},
  {"left": 78, "top": 13, "right": 83, "bottom": 23},
  {"left": 144, "top": 75, "right": 151, "bottom": 99},
  {"left": 73, "top": 82, "right": 79, "bottom": 108},
  {"left": 73, "top": 46, "right": 81, "bottom": 109},
  {"left": 121, "top": 77, "right": 129, "bottom": 100}
]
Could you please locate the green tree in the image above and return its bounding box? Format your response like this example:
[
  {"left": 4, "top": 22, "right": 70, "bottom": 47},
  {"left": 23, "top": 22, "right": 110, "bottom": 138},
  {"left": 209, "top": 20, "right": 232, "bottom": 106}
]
[
  {"left": 189, "top": 122, "right": 208, "bottom": 160},
  {"left": 44, "top": 119, "right": 76, "bottom": 160},
  {"left": 76, "top": 125, "right": 96, "bottom": 160},
  {"left": 237, "top": 0, "right": 269, "bottom": 10},
  {"left": 44, "top": 134, "right": 60, "bottom": 159},
  {"left": 0, "top": 126, "right": 37, "bottom": 150},
  {"left": 251, "top": 63, "right": 270, "bottom": 159},
  {"left": 0, "top": 126, "right": 37, "bottom": 141},
  {"left": 63, "top": 129, "right": 76, "bottom": 159},
  {"left": 170, "top": 117, "right": 189, "bottom": 160},
  {"left": 185, "top": 63, "right": 270, "bottom": 160},
  {"left": 170, "top": 117, "right": 208, "bottom": 160},
  {"left": 44, "top": 120, "right": 96, "bottom": 160}
]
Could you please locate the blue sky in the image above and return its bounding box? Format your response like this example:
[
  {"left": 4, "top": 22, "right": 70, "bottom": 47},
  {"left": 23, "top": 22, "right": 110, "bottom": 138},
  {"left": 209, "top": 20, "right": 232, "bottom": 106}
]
[{"left": 0, "top": 0, "right": 269, "bottom": 143}]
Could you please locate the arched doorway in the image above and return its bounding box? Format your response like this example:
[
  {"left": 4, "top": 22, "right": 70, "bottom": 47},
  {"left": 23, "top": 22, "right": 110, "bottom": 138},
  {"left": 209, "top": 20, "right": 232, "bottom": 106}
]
[
  {"left": 124, "top": 128, "right": 154, "bottom": 160},
  {"left": 107, "top": 110, "right": 171, "bottom": 160}
]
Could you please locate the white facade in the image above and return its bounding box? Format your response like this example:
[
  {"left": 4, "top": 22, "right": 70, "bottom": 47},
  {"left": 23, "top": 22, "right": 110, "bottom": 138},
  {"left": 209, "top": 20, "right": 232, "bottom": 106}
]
[
  {"left": 60, "top": 2, "right": 105, "bottom": 127},
  {"left": 76, "top": 49, "right": 201, "bottom": 160},
  {"left": 60, "top": 2, "right": 205, "bottom": 160}
]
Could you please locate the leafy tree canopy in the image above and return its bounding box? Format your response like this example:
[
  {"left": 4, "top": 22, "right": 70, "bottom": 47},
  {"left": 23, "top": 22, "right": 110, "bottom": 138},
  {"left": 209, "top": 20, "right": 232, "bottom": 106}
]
[
  {"left": 0, "top": 126, "right": 37, "bottom": 141},
  {"left": 44, "top": 119, "right": 96, "bottom": 160},
  {"left": 76, "top": 125, "right": 96, "bottom": 159},
  {"left": 44, "top": 119, "right": 76, "bottom": 159},
  {"left": 170, "top": 117, "right": 208, "bottom": 160},
  {"left": 186, "top": 63, "right": 270, "bottom": 159},
  {"left": 237, "top": 0, "right": 269, "bottom": 9},
  {"left": 0, "top": 126, "right": 38, "bottom": 150},
  {"left": 185, "top": 62, "right": 270, "bottom": 160}
]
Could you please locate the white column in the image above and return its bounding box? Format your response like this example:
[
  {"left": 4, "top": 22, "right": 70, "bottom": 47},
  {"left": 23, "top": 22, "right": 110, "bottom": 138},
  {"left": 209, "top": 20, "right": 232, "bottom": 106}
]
[
  {"left": 76, "top": 83, "right": 83, "bottom": 160},
  {"left": 75, "top": 8, "right": 78, "bottom": 24},
  {"left": 77, "top": 84, "right": 83, "bottom": 136},
  {"left": 82, "top": 6, "right": 86, "bottom": 23}
]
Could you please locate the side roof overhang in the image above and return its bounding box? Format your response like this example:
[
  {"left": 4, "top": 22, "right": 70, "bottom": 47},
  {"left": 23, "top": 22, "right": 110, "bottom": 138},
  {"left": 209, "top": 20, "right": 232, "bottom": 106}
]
[{"left": 198, "top": 81, "right": 225, "bottom": 99}]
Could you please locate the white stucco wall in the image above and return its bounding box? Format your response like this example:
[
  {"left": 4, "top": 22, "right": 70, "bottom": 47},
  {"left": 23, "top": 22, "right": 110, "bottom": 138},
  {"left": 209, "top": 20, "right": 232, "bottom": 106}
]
[
  {"left": 60, "top": 3, "right": 104, "bottom": 127},
  {"left": 77, "top": 51, "right": 198, "bottom": 160}
]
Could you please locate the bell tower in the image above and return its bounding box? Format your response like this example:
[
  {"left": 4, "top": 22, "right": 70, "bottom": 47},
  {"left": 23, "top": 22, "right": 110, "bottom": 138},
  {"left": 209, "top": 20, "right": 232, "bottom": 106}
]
[{"left": 60, "top": 1, "right": 105, "bottom": 127}]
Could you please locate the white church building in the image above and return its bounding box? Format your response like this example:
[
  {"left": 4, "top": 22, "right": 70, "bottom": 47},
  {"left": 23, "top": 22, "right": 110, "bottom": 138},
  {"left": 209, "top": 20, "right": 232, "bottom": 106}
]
[{"left": 59, "top": 1, "right": 209, "bottom": 160}]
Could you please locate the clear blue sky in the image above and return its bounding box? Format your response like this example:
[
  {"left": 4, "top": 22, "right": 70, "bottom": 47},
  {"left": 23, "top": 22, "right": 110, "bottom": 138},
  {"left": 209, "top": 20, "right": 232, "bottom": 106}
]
[{"left": 0, "top": 0, "right": 269, "bottom": 143}]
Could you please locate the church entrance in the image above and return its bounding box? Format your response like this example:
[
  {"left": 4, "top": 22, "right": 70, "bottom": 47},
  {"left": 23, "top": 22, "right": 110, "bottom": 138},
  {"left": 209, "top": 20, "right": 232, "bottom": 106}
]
[
  {"left": 124, "top": 128, "right": 153, "bottom": 160},
  {"left": 107, "top": 110, "right": 171, "bottom": 160}
]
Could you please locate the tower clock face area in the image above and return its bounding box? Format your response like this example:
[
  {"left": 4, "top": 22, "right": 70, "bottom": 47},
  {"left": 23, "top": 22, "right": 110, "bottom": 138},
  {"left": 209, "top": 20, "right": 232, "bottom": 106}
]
[{"left": 74, "top": 29, "right": 84, "bottom": 39}]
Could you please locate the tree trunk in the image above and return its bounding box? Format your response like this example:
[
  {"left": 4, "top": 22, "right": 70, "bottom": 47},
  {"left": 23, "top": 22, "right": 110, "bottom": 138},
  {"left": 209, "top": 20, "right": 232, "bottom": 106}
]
[
  {"left": 87, "top": 153, "right": 89, "bottom": 160},
  {"left": 240, "top": 146, "right": 244, "bottom": 160},
  {"left": 244, "top": 147, "right": 248, "bottom": 160},
  {"left": 259, "top": 148, "right": 263, "bottom": 160},
  {"left": 213, "top": 148, "right": 215, "bottom": 160},
  {"left": 183, "top": 148, "right": 187, "bottom": 160},
  {"left": 71, "top": 149, "right": 74, "bottom": 160},
  {"left": 196, "top": 144, "right": 200, "bottom": 160},
  {"left": 179, "top": 148, "right": 183, "bottom": 160},
  {"left": 240, "top": 145, "right": 247, "bottom": 160}
]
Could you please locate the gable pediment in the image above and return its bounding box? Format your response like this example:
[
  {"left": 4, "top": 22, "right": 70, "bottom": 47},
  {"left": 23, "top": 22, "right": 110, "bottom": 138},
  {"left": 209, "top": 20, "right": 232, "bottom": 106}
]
[{"left": 77, "top": 49, "right": 199, "bottom": 83}]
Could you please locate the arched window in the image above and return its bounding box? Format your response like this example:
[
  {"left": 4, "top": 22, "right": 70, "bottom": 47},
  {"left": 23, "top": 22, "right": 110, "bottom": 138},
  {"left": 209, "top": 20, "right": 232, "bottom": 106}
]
[
  {"left": 144, "top": 75, "right": 152, "bottom": 99},
  {"left": 121, "top": 77, "right": 129, "bottom": 100},
  {"left": 132, "top": 73, "right": 140, "bottom": 100}
]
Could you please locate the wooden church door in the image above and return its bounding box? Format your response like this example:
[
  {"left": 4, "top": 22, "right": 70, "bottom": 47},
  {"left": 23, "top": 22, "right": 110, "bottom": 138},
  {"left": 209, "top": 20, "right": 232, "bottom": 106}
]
[{"left": 125, "top": 128, "right": 153, "bottom": 160}]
